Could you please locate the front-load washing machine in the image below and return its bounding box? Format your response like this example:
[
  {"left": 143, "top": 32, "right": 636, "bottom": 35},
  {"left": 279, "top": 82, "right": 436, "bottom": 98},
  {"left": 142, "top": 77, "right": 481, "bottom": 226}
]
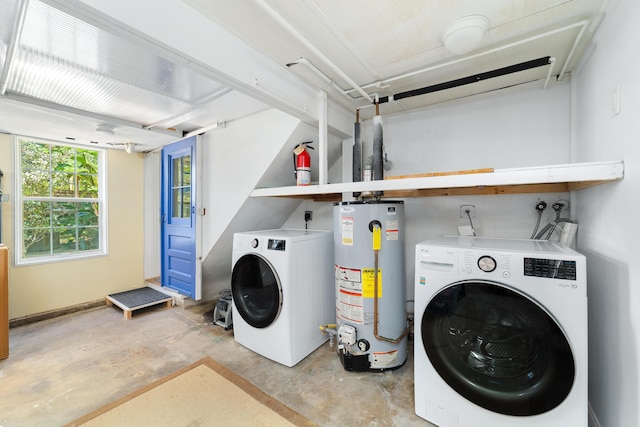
[
  {"left": 231, "top": 229, "right": 334, "bottom": 367},
  {"left": 414, "top": 236, "right": 587, "bottom": 427}
]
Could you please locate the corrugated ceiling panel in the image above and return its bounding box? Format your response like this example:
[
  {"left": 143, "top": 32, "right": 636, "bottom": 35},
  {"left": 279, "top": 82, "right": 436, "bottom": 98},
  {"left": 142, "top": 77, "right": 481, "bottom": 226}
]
[
  {"left": 20, "top": 0, "right": 224, "bottom": 103},
  {"left": 2, "top": 0, "right": 233, "bottom": 128},
  {"left": 8, "top": 48, "right": 193, "bottom": 125},
  {"left": 0, "top": 0, "right": 19, "bottom": 74}
]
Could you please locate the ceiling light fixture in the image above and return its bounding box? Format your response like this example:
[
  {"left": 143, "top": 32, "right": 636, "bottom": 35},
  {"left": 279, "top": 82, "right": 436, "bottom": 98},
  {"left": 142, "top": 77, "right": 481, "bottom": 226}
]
[{"left": 441, "top": 15, "right": 489, "bottom": 56}]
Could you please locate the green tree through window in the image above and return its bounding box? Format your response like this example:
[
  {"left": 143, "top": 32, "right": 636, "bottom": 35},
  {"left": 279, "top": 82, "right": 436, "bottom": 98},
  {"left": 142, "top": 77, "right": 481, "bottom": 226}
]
[{"left": 18, "top": 138, "right": 103, "bottom": 261}]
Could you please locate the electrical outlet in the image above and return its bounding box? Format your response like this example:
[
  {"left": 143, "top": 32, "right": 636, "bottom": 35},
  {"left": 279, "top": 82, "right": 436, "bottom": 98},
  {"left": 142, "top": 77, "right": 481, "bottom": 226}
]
[
  {"left": 460, "top": 205, "right": 476, "bottom": 218},
  {"left": 304, "top": 210, "right": 313, "bottom": 222}
]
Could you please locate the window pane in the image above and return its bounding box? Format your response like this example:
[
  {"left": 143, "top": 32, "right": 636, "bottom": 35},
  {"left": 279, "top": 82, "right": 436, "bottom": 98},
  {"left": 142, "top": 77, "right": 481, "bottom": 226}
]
[
  {"left": 182, "top": 188, "right": 191, "bottom": 218},
  {"left": 23, "top": 201, "right": 51, "bottom": 228},
  {"left": 22, "top": 170, "right": 50, "bottom": 197},
  {"left": 76, "top": 149, "right": 99, "bottom": 198},
  {"left": 182, "top": 156, "right": 191, "bottom": 185},
  {"left": 52, "top": 172, "right": 76, "bottom": 197},
  {"left": 78, "top": 227, "right": 99, "bottom": 251},
  {"left": 53, "top": 227, "right": 76, "bottom": 253},
  {"left": 21, "top": 141, "right": 50, "bottom": 170},
  {"left": 172, "top": 188, "right": 180, "bottom": 218},
  {"left": 51, "top": 145, "right": 74, "bottom": 172},
  {"left": 172, "top": 157, "right": 181, "bottom": 187},
  {"left": 78, "top": 202, "right": 99, "bottom": 226},
  {"left": 23, "top": 229, "right": 51, "bottom": 257},
  {"left": 77, "top": 174, "right": 97, "bottom": 198},
  {"left": 77, "top": 149, "right": 98, "bottom": 172},
  {"left": 52, "top": 202, "right": 76, "bottom": 227}
]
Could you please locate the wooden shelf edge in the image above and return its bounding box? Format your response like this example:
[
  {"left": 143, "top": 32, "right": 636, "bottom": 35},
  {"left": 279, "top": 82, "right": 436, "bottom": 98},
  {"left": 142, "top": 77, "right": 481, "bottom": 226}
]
[{"left": 250, "top": 160, "right": 624, "bottom": 200}]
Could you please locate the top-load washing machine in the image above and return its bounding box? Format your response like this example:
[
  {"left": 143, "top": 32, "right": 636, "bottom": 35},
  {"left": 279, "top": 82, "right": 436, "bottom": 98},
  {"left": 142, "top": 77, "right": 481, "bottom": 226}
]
[
  {"left": 414, "top": 236, "right": 587, "bottom": 427},
  {"left": 231, "top": 229, "right": 334, "bottom": 367}
]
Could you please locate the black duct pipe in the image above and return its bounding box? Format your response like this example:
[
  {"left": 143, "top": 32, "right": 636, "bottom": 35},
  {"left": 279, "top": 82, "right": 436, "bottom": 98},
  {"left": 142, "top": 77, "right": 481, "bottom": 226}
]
[
  {"left": 377, "top": 56, "right": 552, "bottom": 104},
  {"left": 372, "top": 104, "right": 384, "bottom": 197},
  {"left": 353, "top": 110, "right": 362, "bottom": 197}
]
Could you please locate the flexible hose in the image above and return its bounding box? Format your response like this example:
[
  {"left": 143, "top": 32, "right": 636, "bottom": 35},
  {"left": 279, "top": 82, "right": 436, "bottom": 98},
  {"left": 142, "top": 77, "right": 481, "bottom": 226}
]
[
  {"left": 465, "top": 209, "right": 476, "bottom": 236},
  {"left": 530, "top": 210, "right": 542, "bottom": 239},
  {"left": 534, "top": 218, "right": 575, "bottom": 240}
]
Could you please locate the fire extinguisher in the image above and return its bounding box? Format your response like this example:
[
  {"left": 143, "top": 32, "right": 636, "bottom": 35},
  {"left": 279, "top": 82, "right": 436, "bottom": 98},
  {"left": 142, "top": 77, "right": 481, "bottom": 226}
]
[{"left": 293, "top": 142, "right": 313, "bottom": 186}]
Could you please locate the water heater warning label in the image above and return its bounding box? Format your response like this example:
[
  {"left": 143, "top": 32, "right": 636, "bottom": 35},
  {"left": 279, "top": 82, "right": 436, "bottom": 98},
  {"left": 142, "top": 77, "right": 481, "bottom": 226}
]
[
  {"left": 386, "top": 220, "right": 399, "bottom": 240},
  {"left": 340, "top": 216, "right": 354, "bottom": 246},
  {"left": 336, "top": 265, "right": 363, "bottom": 323},
  {"left": 362, "top": 269, "right": 383, "bottom": 298}
]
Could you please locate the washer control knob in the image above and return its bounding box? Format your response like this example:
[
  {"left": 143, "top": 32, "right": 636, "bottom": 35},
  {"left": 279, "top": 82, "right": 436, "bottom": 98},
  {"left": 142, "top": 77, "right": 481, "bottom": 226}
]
[
  {"left": 478, "top": 255, "right": 497, "bottom": 272},
  {"left": 250, "top": 238, "right": 259, "bottom": 248}
]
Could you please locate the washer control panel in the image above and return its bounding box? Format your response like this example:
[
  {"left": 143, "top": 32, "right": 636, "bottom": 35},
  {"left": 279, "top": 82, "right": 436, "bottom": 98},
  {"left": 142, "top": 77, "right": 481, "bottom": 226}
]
[
  {"left": 462, "top": 251, "right": 577, "bottom": 281},
  {"left": 267, "top": 239, "right": 286, "bottom": 251},
  {"left": 524, "top": 257, "right": 577, "bottom": 280}
]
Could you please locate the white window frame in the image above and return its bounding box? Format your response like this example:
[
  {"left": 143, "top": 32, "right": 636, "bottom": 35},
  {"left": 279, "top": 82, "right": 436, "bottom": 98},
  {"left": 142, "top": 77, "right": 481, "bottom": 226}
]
[{"left": 13, "top": 135, "right": 108, "bottom": 266}]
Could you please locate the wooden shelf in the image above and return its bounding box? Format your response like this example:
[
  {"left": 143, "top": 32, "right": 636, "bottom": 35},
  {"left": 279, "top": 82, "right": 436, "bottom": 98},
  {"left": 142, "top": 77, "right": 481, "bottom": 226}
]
[{"left": 250, "top": 161, "right": 624, "bottom": 201}]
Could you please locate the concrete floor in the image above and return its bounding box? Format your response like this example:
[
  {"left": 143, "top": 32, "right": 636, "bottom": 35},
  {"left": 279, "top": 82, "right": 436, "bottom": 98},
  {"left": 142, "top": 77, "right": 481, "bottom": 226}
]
[{"left": 0, "top": 301, "right": 434, "bottom": 426}]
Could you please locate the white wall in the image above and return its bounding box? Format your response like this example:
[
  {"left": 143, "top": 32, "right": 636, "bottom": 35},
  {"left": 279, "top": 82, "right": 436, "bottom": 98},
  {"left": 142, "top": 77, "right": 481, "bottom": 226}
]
[
  {"left": 284, "top": 80, "right": 574, "bottom": 310},
  {"left": 197, "top": 109, "right": 335, "bottom": 300},
  {"left": 200, "top": 109, "right": 301, "bottom": 253},
  {"left": 143, "top": 151, "right": 161, "bottom": 279},
  {"left": 573, "top": 0, "right": 640, "bottom": 425}
]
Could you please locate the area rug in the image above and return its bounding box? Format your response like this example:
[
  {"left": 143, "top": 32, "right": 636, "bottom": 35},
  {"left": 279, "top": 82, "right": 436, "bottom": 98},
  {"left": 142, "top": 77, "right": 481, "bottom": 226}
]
[{"left": 65, "top": 357, "right": 317, "bottom": 426}]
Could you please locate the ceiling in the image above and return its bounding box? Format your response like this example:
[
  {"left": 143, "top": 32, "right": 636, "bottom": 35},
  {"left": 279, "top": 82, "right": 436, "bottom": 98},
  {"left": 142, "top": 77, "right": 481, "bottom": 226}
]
[{"left": 0, "top": 0, "right": 608, "bottom": 153}]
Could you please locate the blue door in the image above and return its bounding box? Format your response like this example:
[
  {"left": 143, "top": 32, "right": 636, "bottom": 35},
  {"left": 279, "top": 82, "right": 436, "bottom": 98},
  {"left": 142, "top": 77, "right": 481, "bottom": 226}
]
[{"left": 161, "top": 136, "right": 201, "bottom": 299}]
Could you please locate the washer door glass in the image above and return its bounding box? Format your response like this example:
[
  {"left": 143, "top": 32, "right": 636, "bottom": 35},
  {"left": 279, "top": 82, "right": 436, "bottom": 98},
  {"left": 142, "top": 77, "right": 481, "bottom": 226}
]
[
  {"left": 231, "top": 254, "right": 282, "bottom": 328},
  {"left": 421, "top": 281, "right": 575, "bottom": 416}
]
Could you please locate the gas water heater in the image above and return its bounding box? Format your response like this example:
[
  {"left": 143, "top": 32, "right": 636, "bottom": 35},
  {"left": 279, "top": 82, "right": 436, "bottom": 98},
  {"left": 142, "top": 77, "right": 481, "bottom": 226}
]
[{"left": 333, "top": 200, "right": 409, "bottom": 371}]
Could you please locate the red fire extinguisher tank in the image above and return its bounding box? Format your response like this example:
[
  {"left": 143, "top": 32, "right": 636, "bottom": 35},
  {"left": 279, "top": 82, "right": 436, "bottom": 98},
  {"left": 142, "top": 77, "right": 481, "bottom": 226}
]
[{"left": 293, "top": 143, "right": 312, "bottom": 186}]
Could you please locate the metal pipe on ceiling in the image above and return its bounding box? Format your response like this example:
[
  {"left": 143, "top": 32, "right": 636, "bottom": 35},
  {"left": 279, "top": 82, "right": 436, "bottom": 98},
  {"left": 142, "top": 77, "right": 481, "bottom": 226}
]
[
  {"left": 286, "top": 57, "right": 358, "bottom": 102},
  {"left": 543, "top": 57, "right": 557, "bottom": 90},
  {"left": 376, "top": 56, "right": 553, "bottom": 105},
  {"left": 556, "top": 21, "right": 591, "bottom": 81},
  {"left": 347, "top": 20, "right": 591, "bottom": 97},
  {"left": 253, "top": 0, "right": 373, "bottom": 103},
  {"left": 0, "top": 0, "right": 30, "bottom": 95}
]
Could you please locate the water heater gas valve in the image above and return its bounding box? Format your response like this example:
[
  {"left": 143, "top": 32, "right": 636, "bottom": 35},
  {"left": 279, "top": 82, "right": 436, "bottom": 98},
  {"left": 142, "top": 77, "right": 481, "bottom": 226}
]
[{"left": 338, "top": 324, "right": 357, "bottom": 345}]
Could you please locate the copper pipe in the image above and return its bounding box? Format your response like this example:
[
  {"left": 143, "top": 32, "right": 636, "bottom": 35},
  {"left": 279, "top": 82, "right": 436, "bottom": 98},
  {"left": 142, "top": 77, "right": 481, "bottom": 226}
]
[{"left": 372, "top": 241, "right": 412, "bottom": 344}]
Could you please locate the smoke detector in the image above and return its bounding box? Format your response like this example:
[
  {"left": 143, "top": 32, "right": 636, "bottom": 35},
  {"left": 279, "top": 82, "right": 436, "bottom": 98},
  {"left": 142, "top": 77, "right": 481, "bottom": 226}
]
[{"left": 441, "top": 15, "right": 489, "bottom": 55}]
